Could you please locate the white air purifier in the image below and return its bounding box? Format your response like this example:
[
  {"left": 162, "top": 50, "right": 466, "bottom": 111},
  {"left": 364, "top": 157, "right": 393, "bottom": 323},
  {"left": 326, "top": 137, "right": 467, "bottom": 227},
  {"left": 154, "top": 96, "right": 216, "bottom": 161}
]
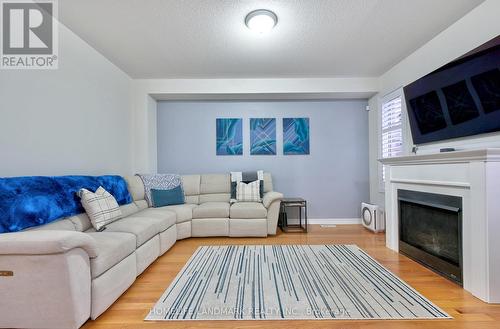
[{"left": 361, "top": 203, "right": 385, "bottom": 233}]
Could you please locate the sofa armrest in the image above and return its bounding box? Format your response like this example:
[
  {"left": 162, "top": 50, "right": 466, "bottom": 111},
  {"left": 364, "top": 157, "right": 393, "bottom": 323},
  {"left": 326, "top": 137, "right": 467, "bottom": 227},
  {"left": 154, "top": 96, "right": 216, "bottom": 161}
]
[
  {"left": 263, "top": 191, "right": 283, "bottom": 208},
  {"left": 0, "top": 230, "right": 98, "bottom": 258},
  {"left": 263, "top": 192, "right": 283, "bottom": 235},
  {"left": 0, "top": 231, "right": 94, "bottom": 328}
]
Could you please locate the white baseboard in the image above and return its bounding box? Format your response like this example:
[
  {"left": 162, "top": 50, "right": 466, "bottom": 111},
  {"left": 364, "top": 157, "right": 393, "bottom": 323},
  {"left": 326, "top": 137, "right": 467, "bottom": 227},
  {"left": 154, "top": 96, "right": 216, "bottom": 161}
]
[{"left": 286, "top": 218, "right": 362, "bottom": 225}]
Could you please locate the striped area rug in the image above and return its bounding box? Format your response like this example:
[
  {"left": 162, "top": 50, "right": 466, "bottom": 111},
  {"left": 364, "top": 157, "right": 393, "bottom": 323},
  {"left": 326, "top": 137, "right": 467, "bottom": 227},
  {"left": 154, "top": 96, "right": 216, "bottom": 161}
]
[{"left": 146, "top": 245, "right": 450, "bottom": 321}]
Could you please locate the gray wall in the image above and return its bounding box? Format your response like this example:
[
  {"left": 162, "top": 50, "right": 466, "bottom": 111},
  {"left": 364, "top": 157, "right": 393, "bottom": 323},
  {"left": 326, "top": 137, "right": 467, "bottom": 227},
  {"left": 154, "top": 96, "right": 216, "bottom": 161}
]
[
  {"left": 0, "top": 23, "right": 132, "bottom": 177},
  {"left": 157, "top": 100, "right": 369, "bottom": 219}
]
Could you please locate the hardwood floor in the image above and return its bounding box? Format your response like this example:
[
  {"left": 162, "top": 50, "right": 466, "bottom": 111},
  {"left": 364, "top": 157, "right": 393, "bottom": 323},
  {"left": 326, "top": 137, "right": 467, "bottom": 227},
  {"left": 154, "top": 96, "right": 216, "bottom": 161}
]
[{"left": 82, "top": 225, "right": 500, "bottom": 329}]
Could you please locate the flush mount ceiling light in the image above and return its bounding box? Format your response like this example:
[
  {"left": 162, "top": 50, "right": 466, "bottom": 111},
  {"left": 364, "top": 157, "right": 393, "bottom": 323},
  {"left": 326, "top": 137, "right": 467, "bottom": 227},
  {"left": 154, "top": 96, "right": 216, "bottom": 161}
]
[{"left": 245, "top": 9, "right": 277, "bottom": 33}]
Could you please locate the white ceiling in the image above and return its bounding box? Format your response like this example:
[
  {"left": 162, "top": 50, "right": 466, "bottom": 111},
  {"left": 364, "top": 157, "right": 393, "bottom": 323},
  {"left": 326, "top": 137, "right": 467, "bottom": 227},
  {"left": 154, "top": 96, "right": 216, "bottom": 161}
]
[{"left": 59, "top": 0, "right": 485, "bottom": 79}]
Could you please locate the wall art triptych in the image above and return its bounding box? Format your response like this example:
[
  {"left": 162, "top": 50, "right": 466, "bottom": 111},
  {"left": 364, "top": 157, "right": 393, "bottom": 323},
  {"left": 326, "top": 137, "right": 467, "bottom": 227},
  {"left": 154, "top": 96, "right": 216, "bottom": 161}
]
[{"left": 216, "top": 117, "right": 309, "bottom": 156}]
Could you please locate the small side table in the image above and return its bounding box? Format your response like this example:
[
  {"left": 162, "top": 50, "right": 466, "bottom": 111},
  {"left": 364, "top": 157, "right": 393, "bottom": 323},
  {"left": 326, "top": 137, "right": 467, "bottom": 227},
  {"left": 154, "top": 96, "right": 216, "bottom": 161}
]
[{"left": 279, "top": 198, "right": 308, "bottom": 233}]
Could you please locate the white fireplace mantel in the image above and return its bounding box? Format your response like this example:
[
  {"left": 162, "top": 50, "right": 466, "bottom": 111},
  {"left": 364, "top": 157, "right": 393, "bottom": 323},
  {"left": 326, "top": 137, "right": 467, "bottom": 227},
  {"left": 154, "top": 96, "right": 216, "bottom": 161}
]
[{"left": 379, "top": 148, "right": 500, "bottom": 303}]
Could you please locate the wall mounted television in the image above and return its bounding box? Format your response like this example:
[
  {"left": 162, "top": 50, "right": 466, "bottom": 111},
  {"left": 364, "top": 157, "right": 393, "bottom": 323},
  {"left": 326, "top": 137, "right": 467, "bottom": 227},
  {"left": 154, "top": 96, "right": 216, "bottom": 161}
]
[{"left": 404, "top": 35, "right": 500, "bottom": 145}]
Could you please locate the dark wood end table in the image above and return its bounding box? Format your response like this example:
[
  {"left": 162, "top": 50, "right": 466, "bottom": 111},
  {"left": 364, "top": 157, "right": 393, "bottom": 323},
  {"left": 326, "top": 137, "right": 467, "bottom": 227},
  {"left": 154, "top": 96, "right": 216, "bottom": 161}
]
[{"left": 279, "top": 198, "right": 308, "bottom": 233}]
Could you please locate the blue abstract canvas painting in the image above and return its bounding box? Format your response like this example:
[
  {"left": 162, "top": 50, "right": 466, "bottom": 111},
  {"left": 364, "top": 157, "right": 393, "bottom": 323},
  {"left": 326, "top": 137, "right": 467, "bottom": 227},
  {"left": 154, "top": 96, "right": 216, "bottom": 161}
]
[
  {"left": 283, "top": 118, "right": 310, "bottom": 155},
  {"left": 250, "top": 118, "right": 276, "bottom": 155},
  {"left": 216, "top": 118, "right": 243, "bottom": 155}
]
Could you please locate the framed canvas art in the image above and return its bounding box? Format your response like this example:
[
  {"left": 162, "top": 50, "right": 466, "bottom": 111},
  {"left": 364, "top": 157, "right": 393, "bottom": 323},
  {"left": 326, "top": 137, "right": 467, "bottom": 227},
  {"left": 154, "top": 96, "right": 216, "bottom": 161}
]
[
  {"left": 250, "top": 118, "right": 276, "bottom": 155},
  {"left": 283, "top": 118, "right": 310, "bottom": 155},
  {"left": 216, "top": 118, "right": 243, "bottom": 155}
]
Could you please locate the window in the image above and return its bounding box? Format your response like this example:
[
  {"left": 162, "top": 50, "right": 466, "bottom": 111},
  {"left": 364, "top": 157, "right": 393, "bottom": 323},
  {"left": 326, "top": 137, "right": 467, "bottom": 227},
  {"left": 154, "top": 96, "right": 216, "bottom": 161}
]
[{"left": 380, "top": 94, "right": 403, "bottom": 184}]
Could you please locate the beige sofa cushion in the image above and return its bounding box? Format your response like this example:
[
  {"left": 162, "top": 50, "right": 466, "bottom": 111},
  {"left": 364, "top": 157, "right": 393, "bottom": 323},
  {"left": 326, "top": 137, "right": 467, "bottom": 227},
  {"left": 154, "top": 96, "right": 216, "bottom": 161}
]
[
  {"left": 68, "top": 213, "right": 92, "bottom": 232},
  {"left": 200, "top": 174, "right": 230, "bottom": 194},
  {"left": 27, "top": 218, "right": 76, "bottom": 231},
  {"left": 125, "top": 175, "right": 145, "bottom": 201},
  {"left": 263, "top": 172, "right": 273, "bottom": 192},
  {"left": 105, "top": 216, "right": 159, "bottom": 247},
  {"left": 199, "top": 193, "right": 230, "bottom": 203},
  {"left": 135, "top": 200, "right": 148, "bottom": 210},
  {"left": 229, "top": 218, "right": 268, "bottom": 237},
  {"left": 181, "top": 175, "right": 200, "bottom": 196},
  {"left": 184, "top": 195, "right": 199, "bottom": 204},
  {"left": 160, "top": 204, "right": 196, "bottom": 223},
  {"left": 192, "top": 218, "right": 229, "bottom": 236},
  {"left": 133, "top": 208, "right": 177, "bottom": 229},
  {"left": 119, "top": 202, "right": 141, "bottom": 218},
  {"left": 230, "top": 202, "right": 267, "bottom": 219},
  {"left": 192, "top": 202, "right": 229, "bottom": 219},
  {"left": 87, "top": 232, "right": 136, "bottom": 278}
]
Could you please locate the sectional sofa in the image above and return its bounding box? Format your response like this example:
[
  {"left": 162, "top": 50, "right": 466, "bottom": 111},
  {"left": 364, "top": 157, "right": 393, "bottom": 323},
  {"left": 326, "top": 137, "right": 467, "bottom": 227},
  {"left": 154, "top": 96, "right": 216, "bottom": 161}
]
[{"left": 0, "top": 173, "right": 283, "bottom": 329}]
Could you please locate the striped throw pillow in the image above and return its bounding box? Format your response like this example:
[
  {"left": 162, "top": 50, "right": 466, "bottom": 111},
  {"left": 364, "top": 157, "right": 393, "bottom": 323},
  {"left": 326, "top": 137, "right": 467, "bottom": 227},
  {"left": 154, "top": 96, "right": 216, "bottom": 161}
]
[
  {"left": 236, "top": 180, "right": 262, "bottom": 202},
  {"left": 230, "top": 170, "right": 264, "bottom": 203},
  {"left": 78, "top": 186, "right": 122, "bottom": 231}
]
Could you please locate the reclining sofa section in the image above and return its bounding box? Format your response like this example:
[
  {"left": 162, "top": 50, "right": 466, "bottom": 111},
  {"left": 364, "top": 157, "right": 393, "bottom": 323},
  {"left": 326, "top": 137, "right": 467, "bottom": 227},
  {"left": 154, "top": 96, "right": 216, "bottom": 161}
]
[{"left": 0, "top": 173, "right": 283, "bottom": 329}]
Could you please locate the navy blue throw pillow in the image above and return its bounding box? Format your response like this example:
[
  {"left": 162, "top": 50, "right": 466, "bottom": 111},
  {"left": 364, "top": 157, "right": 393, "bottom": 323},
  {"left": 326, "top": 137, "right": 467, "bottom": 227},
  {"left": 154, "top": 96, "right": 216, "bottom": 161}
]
[{"left": 151, "top": 186, "right": 185, "bottom": 207}]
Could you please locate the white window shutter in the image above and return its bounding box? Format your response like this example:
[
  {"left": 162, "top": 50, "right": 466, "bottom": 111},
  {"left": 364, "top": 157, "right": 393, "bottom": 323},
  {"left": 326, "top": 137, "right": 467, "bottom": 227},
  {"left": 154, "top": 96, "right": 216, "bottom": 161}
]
[{"left": 381, "top": 96, "right": 403, "bottom": 182}]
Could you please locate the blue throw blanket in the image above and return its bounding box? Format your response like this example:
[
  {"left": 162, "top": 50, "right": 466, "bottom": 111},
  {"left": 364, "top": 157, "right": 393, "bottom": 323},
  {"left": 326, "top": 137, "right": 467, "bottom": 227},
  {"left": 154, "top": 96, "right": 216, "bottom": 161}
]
[{"left": 0, "top": 175, "right": 132, "bottom": 233}]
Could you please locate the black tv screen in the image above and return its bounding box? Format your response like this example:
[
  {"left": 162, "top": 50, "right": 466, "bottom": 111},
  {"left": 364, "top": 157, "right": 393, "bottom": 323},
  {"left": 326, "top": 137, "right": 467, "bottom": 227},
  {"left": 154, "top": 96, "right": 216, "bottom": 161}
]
[{"left": 404, "top": 36, "right": 500, "bottom": 145}]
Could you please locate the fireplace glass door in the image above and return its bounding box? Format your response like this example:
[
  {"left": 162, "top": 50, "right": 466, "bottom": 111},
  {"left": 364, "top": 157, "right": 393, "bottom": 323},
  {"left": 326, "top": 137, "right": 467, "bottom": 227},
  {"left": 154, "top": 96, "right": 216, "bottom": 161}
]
[{"left": 398, "top": 190, "right": 463, "bottom": 284}]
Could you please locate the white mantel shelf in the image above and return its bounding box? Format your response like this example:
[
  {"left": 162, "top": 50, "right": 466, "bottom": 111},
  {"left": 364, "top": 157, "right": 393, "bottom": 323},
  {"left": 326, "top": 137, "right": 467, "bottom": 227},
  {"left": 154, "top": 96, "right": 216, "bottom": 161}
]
[
  {"left": 381, "top": 148, "right": 500, "bottom": 303},
  {"left": 379, "top": 148, "right": 500, "bottom": 165}
]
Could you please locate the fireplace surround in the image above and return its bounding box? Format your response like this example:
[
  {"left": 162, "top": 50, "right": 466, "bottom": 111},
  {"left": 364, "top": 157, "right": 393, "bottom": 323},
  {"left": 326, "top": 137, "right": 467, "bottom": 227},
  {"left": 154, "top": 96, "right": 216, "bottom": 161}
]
[{"left": 380, "top": 148, "right": 500, "bottom": 303}]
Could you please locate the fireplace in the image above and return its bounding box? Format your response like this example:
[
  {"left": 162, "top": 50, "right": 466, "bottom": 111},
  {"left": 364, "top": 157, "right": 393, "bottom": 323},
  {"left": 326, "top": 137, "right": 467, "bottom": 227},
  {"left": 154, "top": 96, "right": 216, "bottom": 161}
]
[{"left": 398, "top": 189, "right": 463, "bottom": 285}]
